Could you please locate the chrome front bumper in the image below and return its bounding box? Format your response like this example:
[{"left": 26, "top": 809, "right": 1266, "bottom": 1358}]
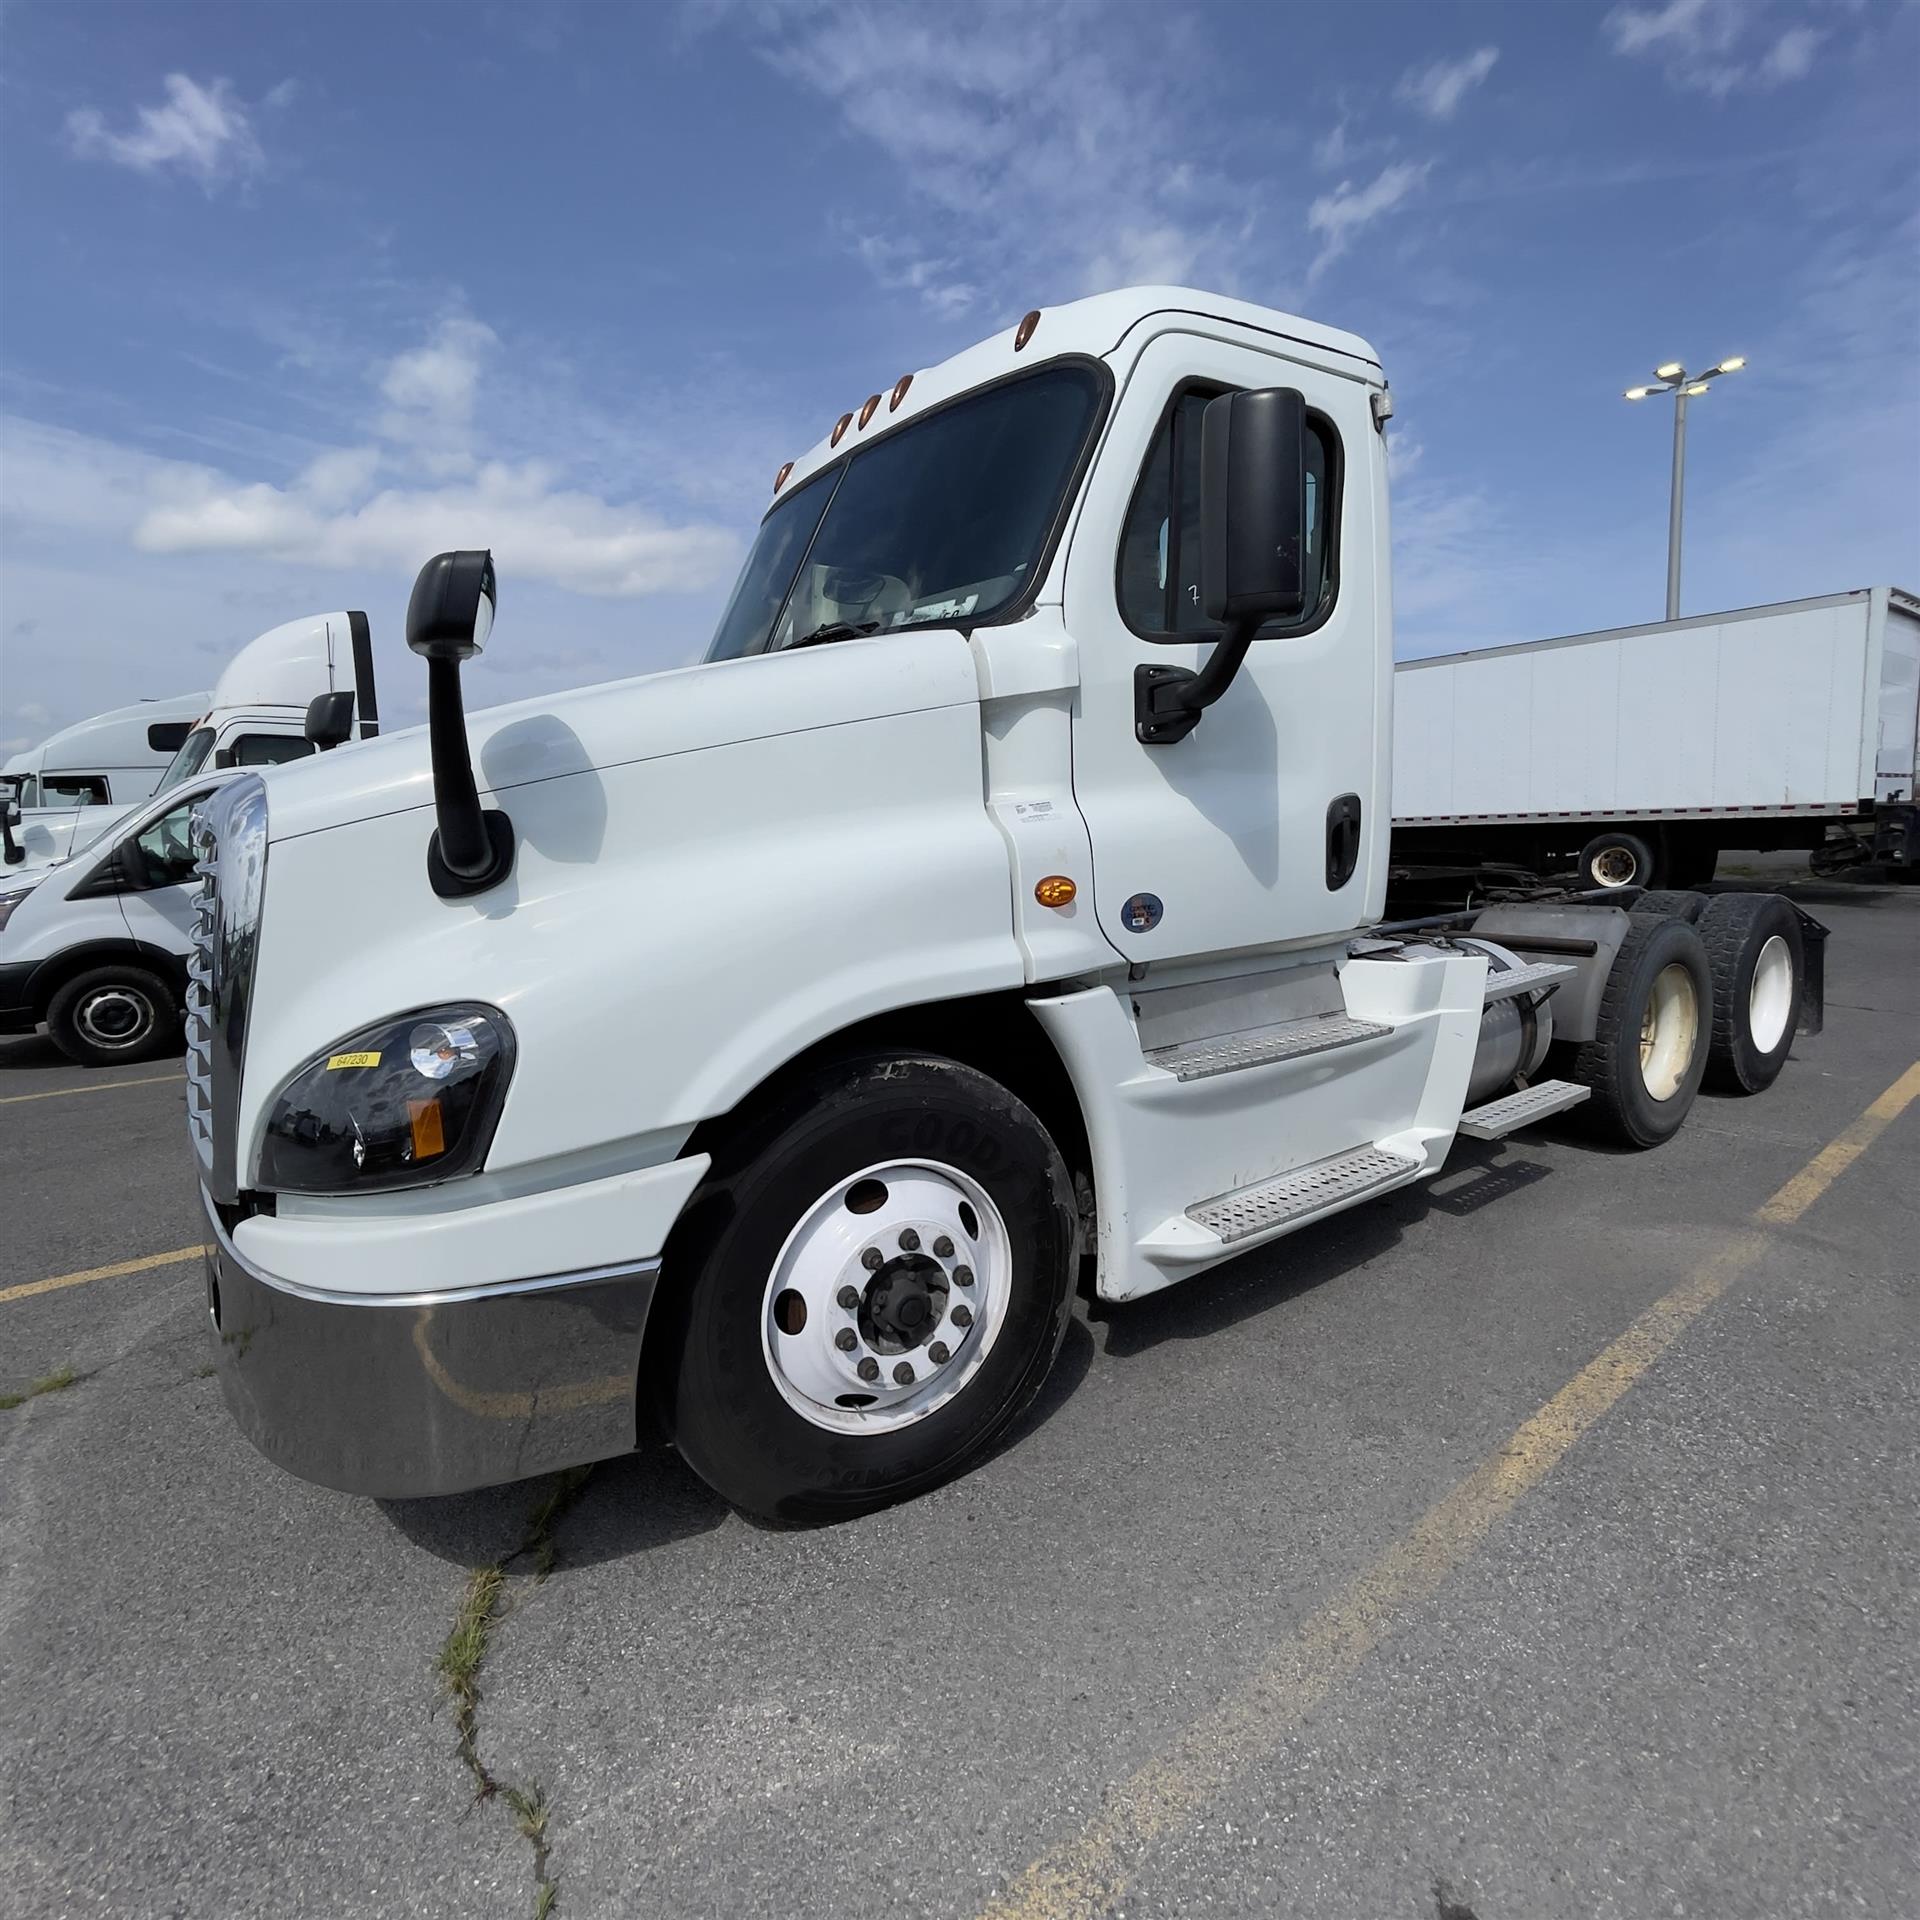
[{"left": 202, "top": 1188, "right": 657, "bottom": 1499}]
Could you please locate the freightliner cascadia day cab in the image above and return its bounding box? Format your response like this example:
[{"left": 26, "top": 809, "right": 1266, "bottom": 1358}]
[
  {"left": 188, "top": 288, "right": 1823, "bottom": 1522},
  {"left": 0, "top": 690, "right": 209, "bottom": 870},
  {"left": 0, "top": 611, "right": 377, "bottom": 1062}
]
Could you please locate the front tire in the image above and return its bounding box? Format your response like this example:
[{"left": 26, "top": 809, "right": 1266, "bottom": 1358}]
[
  {"left": 1566, "top": 914, "right": 1712, "bottom": 1148},
  {"left": 44, "top": 964, "right": 180, "bottom": 1067},
  {"left": 665, "top": 1053, "right": 1078, "bottom": 1523},
  {"left": 1698, "top": 893, "right": 1804, "bottom": 1093}
]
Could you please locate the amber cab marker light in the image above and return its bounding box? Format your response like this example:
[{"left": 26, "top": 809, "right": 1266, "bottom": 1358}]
[
  {"left": 407, "top": 1098, "right": 447, "bottom": 1160},
  {"left": 889, "top": 373, "right": 913, "bottom": 412},
  {"left": 1014, "top": 309, "right": 1041, "bottom": 351},
  {"left": 830, "top": 412, "right": 854, "bottom": 447},
  {"left": 773, "top": 460, "right": 795, "bottom": 494},
  {"left": 1034, "top": 875, "right": 1076, "bottom": 908},
  {"left": 858, "top": 392, "right": 882, "bottom": 428}
]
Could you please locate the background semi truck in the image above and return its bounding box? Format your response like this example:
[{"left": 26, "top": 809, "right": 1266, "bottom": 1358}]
[
  {"left": 1391, "top": 586, "right": 1920, "bottom": 889},
  {"left": 182, "top": 287, "right": 1824, "bottom": 1525}
]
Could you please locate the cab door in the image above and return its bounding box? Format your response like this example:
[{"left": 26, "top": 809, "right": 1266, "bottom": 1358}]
[{"left": 1062, "top": 326, "right": 1388, "bottom": 966}]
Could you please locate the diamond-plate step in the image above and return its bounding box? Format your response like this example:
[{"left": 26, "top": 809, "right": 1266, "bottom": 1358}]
[
  {"left": 1145, "top": 1013, "right": 1392, "bottom": 1082},
  {"left": 1188, "top": 1145, "right": 1421, "bottom": 1245},
  {"left": 1457, "top": 1078, "right": 1590, "bottom": 1140},
  {"left": 1481, "top": 960, "right": 1577, "bottom": 1004}
]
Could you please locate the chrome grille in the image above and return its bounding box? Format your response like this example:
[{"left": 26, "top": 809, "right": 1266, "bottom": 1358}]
[{"left": 184, "top": 810, "right": 217, "bottom": 1177}]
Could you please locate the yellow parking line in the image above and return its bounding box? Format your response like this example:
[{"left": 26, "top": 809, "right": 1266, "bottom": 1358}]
[
  {"left": 0, "top": 1073, "right": 183, "bottom": 1106},
  {"left": 979, "top": 1058, "right": 1920, "bottom": 1920},
  {"left": 0, "top": 1245, "right": 203, "bottom": 1307}
]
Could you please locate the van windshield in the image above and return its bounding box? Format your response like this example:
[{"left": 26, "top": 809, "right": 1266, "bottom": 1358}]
[
  {"left": 705, "top": 363, "right": 1106, "bottom": 661},
  {"left": 154, "top": 726, "right": 215, "bottom": 795}
]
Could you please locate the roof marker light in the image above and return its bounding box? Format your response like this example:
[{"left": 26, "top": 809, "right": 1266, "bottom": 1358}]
[
  {"left": 858, "top": 393, "right": 882, "bottom": 428},
  {"left": 830, "top": 412, "right": 854, "bottom": 448},
  {"left": 773, "top": 460, "right": 794, "bottom": 494},
  {"left": 1014, "top": 309, "right": 1041, "bottom": 351},
  {"left": 889, "top": 373, "right": 913, "bottom": 412}
]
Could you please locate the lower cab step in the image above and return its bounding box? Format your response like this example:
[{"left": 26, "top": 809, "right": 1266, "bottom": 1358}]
[
  {"left": 1187, "top": 1144, "right": 1422, "bottom": 1246},
  {"left": 1457, "top": 1078, "right": 1590, "bottom": 1140}
]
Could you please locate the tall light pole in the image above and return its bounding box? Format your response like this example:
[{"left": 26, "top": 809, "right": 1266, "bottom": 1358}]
[{"left": 1625, "top": 355, "right": 1746, "bottom": 620}]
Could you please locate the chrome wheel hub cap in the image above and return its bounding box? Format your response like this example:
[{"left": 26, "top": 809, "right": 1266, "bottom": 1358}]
[{"left": 77, "top": 986, "right": 152, "bottom": 1049}]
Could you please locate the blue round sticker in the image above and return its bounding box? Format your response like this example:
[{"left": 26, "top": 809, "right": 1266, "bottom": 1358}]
[{"left": 1121, "top": 892, "right": 1164, "bottom": 933}]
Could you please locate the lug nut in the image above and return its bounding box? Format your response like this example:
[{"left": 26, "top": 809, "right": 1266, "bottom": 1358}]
[
  {"left": 861, "top": 1247, "right": 884, "bottom": 1272},
  {"left": 857, "top": 1357, "right": 880, "bottom": 1382},
  {"left": 837, "top": 1285, "right": 861, "bottom": 1310},
  {"left": 953, "top": 1265, "right": 974, "bottom": 1288},
  {"left": 951, "top": 1303, "right": 973, "bottom": 1329},
  {"left": 933, "top": 1235, "right": 954, "bottom": 1258},
  {"left": 892, "top": 1361, "right": 915, "bottom": 1385},
  {"left": 928, "top": 1341, "right": 950, "bottom": 1365},
  {"left": 898, "top": 1228, "right": 920, "bottom": 1252},
  {"left": 835, "top": 1328, "right": 858, "bottom": 1352}
]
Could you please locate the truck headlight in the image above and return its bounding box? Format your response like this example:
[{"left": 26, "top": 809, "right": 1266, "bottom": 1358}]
[{"left": 257, "top": 1005, "right": 515, "bottom": 1193}]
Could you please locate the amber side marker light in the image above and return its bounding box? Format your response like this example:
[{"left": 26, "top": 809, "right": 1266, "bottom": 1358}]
[
  {"left": 1014, "top": 309, "right": 1041, "bottom": 351},
  {"left": 858, "top": 392, "right": 882, "bottom": 428},
  {"left": 830, "top": 412, "right": 854, "bottom": 447},
  {"left": 773, "top": 460, "right": 794, "bottom": 494},
  {"left": 408, "top": 1098, "right": 447, "bottom": 1160},
  {"left": 890, "top": 373, "right": 913, "bottom": 412},
  {"left": 1034, "top": 875, "right": 1077, "bottom": 908}
]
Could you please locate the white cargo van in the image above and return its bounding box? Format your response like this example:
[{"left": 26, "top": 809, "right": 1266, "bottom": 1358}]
[
  {"left": 0, "top": 691, "right": 208, "bottom": 870},
  {"left": 186, "top": 287, "right": 1823, "bottom": 1521}
]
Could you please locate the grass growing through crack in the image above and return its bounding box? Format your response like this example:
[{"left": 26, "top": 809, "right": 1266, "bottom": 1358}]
[
  {"left": 0, "top": 1367, "right": 79, "bottom": 1410},
  {"left": 433, "top": 1467, "right": 592, "bottom": 1916}
]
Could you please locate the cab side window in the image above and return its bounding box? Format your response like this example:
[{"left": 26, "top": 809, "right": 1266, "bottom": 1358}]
[
  {"left": 42, "top": 775, "right": 112, "bottom": 807},
  {"left": 229, "top": 734, "right": 316, "bottom": 768},
  {"left": 1117, "top": 386, "right": 1337, "bottom": 639},
  {"left": 130, "top": 801, "right": 200, "bottom": 890}
]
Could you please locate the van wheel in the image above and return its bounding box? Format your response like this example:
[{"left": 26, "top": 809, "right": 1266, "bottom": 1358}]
[
  {"left": 1567, "top": 915, "right": 1712, "bottom": 1147},
  {"left": 665, "top": 1054, "right": 1078, "bottom": 1524},
  {"left": 1580, "top": 828, "right": 1658, "bottom": 890},
  {"left": 1698, "top": 893, "right": 1804, "bottom": 1093},
  {"left": 45, "top": 965, "right": 180, "bottom": 1067}
]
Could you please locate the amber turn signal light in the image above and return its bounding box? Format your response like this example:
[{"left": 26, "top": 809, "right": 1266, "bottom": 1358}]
[{"left": 1034, "top": 875, "right": 1076, "bottom": 908}]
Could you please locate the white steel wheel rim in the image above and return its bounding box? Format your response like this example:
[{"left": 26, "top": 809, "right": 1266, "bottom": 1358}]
[
  {"left": 77, "top": 984, "right": 153, "bottom": 1049},
  {"left": 1591, "top": 845, "right": 1639, "bottom": 887},
  {"left": 1638, "top": 962, "right": 1699, "bottom": 1101},
  {"left": 760, "top": 1158, "right": 1012, "bottom": 1436},
  {"left": 1747, "top": 935, "right": 1794, "bottom": 1053}
]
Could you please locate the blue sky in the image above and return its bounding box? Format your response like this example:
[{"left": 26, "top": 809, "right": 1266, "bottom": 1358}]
[{"left": 2, "top": 0, "right": 1915, "bottom": 748}]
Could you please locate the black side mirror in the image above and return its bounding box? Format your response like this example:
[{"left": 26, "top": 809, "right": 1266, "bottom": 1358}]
[
  {"left": 148, "top": 720, "right": 192, "bottom": 753},
  {"left": 1136, "top": 386, "right": 1309, "bottom": 745},
  {"left": 305, "top": 691, "right": 356, "bottom": 751},
  {"left": 407, "top": 549, "right": 513, "bottom": 898},
  {"left": 1, "top": 793, "right": 21, "bottom": 866}
]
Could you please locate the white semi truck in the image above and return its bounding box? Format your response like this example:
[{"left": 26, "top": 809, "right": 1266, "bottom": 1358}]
[
  {"left": 186, "top": 288, "right": 1823, "bottom": 1522},
  {"left": 0, "top": 690, "right": 208, "bottom": 870},
  {"left": 1391, "top": 588, "right": 1920, "bottom": 889}
]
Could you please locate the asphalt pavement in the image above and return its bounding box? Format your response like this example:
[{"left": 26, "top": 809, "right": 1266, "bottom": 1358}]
[{"left": 2, "top": 867, "right": 1915, "bottom": 1920}]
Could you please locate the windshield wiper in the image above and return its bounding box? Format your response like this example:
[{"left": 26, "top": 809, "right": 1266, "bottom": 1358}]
[{"left": 784, "top": 620, "right": 882, "bottom": 651}]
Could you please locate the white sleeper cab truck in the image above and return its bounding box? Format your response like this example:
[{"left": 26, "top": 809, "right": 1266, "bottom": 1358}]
[
  {"left": 188, "top": 288, "right": 1824, "bottom": 1523},
  {"left": 0, "top": 690, "right": 208, "bottom": 871},
  {"left": 0, "top": 770, "right": 244, "bottom": 1063}
]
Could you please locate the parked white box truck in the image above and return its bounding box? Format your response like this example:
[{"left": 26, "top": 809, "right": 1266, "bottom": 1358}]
[
  {"left": 1391, "top": 587, "right": 1920, "bottom": 888},
  {"left": 183, "top": 288, "right": 1824, "bottom": 1523}
]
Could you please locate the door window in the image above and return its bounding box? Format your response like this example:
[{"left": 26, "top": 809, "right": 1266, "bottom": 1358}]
[
  {"left": 229, "top": 733, "right": 316, "bottom": 768},
  {"left": 41, "top": 774, "right": 113, "bottom": 806},
  {"left": 1117, "top": 386, "right": 1337, "bottom": 639},
  {"left": 128, "top": 799, "right": 201, "bottom": 889}
]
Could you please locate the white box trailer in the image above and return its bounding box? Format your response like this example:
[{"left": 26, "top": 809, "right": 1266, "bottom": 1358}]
[{"left": 1391, "top": 587, "right": 1920, "bottom": 887}]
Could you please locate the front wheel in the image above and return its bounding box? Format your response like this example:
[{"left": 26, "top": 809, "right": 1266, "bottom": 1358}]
[
  {"left": 665, "top": 1053, "right": 1078, "bottom": 1523},
  {"left": 44, "top": 964, "right": 181, "bottom": 1067}
]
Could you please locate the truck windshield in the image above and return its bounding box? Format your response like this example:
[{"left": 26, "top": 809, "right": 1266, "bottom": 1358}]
[
  {"left": 706, "top": 363, "right": 1105, "bottom": 661},
  {"left": 154, "top": 726, "right": 215, "bottom": 795}
]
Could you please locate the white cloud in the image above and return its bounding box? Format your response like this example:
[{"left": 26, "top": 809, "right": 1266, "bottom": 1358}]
[
  {"left": 1307, "top": 161, "right": 1429, "bottom": 282},
  {"left": 65, "top": 74, "right": 264, "bottom": 189},
  {"left": 1312, "top": 122, "right": 1353, "bottom": 172},
  {"left": 376, "top": 316, "right": 499, "bottom": 477},
  {"left": 1603, "top": 0, "right": 1822, "bottom": 95},
  {"left": 853, "top": 234, "right": 978, "bottom": 318},
  {"left": 1396, "top": 47, "right": 1500, "bottom": 122}
]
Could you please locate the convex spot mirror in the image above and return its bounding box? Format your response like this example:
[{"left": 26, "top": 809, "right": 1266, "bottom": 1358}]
[
  {"left": 407, "top": 549, "right": 497, "bottom": 662},
  {"left": 1200, "top": 387, "right": 1308, "bottom": 626},
  {"left": 305, "top": 691, "right": 356, "bottom": 751}
]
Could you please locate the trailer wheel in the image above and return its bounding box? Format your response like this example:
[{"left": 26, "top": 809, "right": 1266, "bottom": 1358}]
[
  {"left": 1579, "top": 829, "right": 1658, "bottom": 890},
  {"left": 663, "top": 1053, "right": 1077, "bottom": 1523},
  {"left": 1698, "top": 893, "right": 1804, "bottom": 1094},
  {"left": 44, "top": 964, "right": 180, "bottom": 1068},
  {"left": 1567, "top": 914, "right": 1711, "bottom": 1147}
]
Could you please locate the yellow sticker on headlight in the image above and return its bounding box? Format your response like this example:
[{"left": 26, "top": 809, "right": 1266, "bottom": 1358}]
[{"left": 326, "top": 1050, "right": 382, "bottom": 1070}]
